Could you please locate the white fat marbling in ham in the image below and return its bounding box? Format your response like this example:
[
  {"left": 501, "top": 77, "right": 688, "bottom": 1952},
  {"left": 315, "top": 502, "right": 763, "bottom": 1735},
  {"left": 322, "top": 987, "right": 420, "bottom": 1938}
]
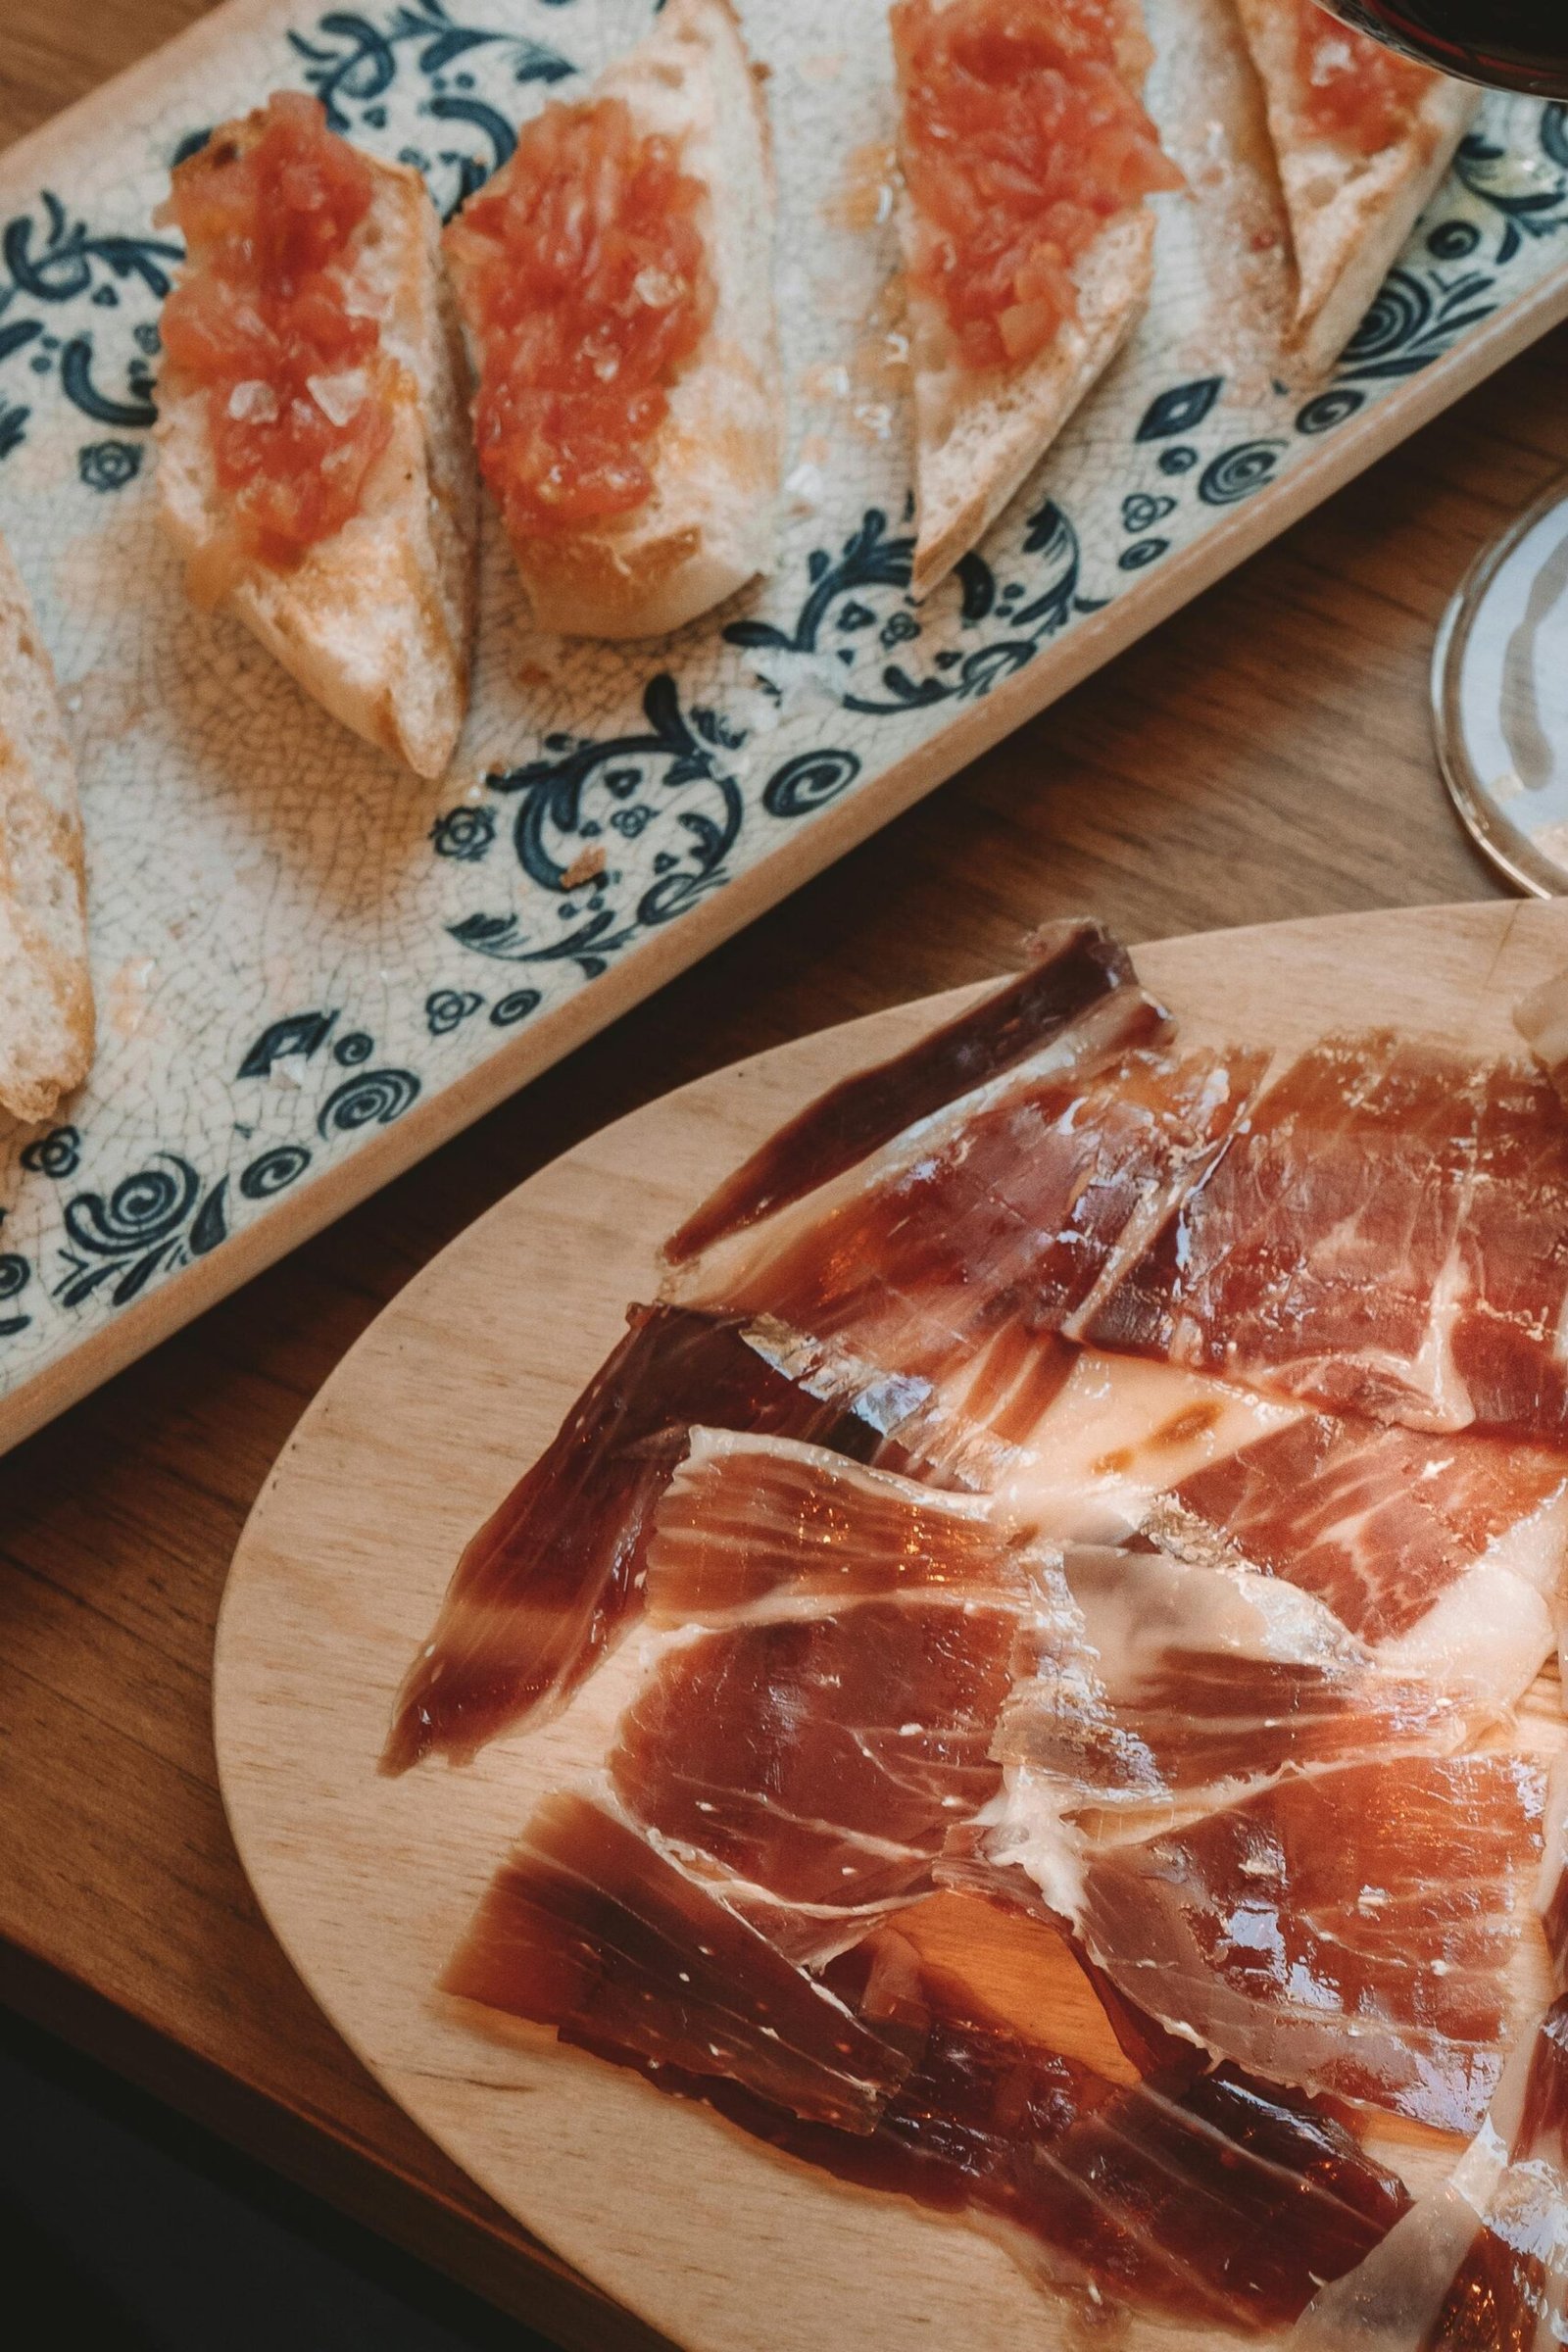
[
  {"left": 1066, "top": 1754, "right": 1550, "bottom": 2135},
  {"left": 1290, "top": 1994, "right": 1568, "bottom": 2348},
  {"left": 993, "top": 1543, "right": 1490, "bottom": 1820},
  {"left": 909, "top": 1347, "right": 1304, "bottom": 1542},
  {"left": 669, "top": 1033, "right": 1269, "bottom": 1397},
  {"left": 612, "top": 1431, "right": 1075, "bottom": 1959},
  {"left": 1088, "top": 1032, "right": 1568, "bottom": 1445}
]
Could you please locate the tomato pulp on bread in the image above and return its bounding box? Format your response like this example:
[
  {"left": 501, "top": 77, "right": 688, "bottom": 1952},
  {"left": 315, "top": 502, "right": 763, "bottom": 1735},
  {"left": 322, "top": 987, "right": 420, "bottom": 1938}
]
[
  {"left": 160, "top": 92, "right": 396, "bottom": 565},
  {"left": 892, "top": 0, "right": 1181, "bottom": 372},
  {"left": 1294, "top": 0, "right": 1432, "bottom": 154},
  {"left": 444, "top": 97, "right": 715, "bottom": 540}
]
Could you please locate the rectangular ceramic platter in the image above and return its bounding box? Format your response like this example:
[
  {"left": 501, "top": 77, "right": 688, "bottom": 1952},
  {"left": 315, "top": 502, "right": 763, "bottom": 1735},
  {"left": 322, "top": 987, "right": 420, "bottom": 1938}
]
[{"left": 0, "top": 0, "right": 1565, "bottom": 1454}]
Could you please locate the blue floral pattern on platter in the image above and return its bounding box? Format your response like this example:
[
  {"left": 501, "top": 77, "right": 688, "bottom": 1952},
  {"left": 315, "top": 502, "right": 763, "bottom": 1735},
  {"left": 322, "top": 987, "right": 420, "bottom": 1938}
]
[{"left": 0, "top": 0, "right": 1562, "bottom": 1428}]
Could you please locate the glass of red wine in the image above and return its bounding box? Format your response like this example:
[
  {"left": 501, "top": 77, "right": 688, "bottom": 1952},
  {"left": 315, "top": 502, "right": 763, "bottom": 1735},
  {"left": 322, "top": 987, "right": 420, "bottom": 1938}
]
[
  {"left": 1318, "top": 4, "right": 1568, "bottom": 98},
  {"left": 1316, "top": 2, "right": 1568, "bottom": 893}
]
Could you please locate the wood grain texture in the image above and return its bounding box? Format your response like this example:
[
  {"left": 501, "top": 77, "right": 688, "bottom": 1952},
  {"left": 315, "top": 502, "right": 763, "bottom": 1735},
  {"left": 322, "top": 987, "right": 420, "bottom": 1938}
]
[
  {"left": 213, "top": 899, "right": 1568, "bottom": 2352},
  {"left": 1, "top": 3, "right": 1565, "bottom": 2344}
]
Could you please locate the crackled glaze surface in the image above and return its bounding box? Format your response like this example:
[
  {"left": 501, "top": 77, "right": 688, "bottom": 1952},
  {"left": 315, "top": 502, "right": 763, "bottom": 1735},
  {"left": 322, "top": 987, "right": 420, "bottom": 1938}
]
[{"left": 0, "top": 0, "right": 1564, "bottom": 1442}]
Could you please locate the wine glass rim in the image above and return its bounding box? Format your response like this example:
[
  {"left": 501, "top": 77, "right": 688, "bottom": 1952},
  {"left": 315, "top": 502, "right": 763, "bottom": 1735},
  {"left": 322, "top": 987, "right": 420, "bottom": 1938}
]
[{"left": 1431, "top": 476, "right": 1568, "bottom": 902}]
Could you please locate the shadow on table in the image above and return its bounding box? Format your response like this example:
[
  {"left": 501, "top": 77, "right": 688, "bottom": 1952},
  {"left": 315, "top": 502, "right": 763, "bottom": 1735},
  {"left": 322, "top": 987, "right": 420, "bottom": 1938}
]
[{"left": 0, "top": 2006, "right": 561, "bottom": 2351}]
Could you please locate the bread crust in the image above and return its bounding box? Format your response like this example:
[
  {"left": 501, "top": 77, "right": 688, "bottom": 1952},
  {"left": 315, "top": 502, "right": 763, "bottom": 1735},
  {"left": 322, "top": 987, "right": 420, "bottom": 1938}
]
[
  {"left": 155, "top": 136, "right": 479, "bottom": 779},
  {"left": 1234, "top": 0, "right": 1482, "bottom": 378},
  {"left": 448, "top": 0, "right": 783, "bottom": 641},
  {"left": 906, "top": 211, "right": 1155, "bottom": 601},
  {"left": 0, "top": 533, "right": 94, "bottom": 1126},
  {"left": 899, "top": 0, "right": 1164, "bottom": 599}
]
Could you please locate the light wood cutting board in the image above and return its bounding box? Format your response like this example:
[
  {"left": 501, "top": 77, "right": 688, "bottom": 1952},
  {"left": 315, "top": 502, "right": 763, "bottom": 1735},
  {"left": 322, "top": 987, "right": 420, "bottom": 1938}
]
[{"left": 215, "top": 898, "right": 1568, "bottom": 2351}]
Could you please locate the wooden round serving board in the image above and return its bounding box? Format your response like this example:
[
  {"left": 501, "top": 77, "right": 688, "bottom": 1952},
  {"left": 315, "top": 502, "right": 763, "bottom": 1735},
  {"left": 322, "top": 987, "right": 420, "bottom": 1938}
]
[{"left": 216, "top": 899, "right": 1568, "bottom": 2352}]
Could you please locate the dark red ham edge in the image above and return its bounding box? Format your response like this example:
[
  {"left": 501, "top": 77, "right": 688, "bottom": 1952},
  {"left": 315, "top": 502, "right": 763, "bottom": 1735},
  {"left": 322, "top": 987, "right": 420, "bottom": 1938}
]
[
  {"left": 449, "top": 1823, "right": 1412, "bottom": 2333},
  {"left": 713, "top": 1043, "right": 1270, "bottom": 1390},
  {"left": 662, "top": 918, "right": 1161, "bottom": 1265},
  {"left": 687, "top": 1984, "right": 1409, "bottom": 2332},
  {"left": 442, "top": 1788, "right": 908, "bottom": 2132},
  {"left": 381, "top": 1305, "right": 885, "bottom": 1774},
  {"left": 1295, "top": 1993, "right": 1568, "bottom": 2346},
  {"left": 1412, "top": 1998, "right": 1568, "bottom": 2350}
]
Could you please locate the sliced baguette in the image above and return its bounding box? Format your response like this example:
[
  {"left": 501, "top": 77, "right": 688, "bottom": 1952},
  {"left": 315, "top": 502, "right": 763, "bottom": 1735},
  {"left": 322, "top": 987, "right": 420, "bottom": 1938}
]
[
  {"left": 0, "top": 533, "right": 94, "bottom": 1125},
  {"left": 156, "top": 130, "right": 478, "bottom": 780},
  {"left": 447, "top": 0, "right": 783, "bottom": 641},
  {"left": 899, "top": 0, "right": 1167, "bottom": 601},
  {"left": 1235, "top": 0, "right": 1481, "bottom": 377},
  {"left": 904, "top": 211, "right": 1155, "bottom": 601}
]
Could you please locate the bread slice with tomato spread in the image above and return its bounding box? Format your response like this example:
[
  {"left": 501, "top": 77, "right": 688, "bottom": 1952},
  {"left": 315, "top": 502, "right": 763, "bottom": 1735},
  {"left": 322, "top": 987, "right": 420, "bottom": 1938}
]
[
  {"left": 895, "top": 0, "right": 1180, "bottom": 600},
  {"left": 0, "top": 532, "right": 94, "bottom": 1125},
  {"left": 155, "top": 95, "right": 478, "bottom": 780},
  {"left": 444, "top": 0, "right": 782, "bottom": 640},
  {"left": 1234, "top": 0, "right": 1480, "bottom": 377}
]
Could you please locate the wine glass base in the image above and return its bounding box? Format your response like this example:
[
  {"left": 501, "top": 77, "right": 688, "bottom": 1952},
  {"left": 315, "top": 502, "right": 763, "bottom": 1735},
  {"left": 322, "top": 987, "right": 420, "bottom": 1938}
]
[{"left": 1433, "top": 478, "right": 1568, "bottom": 899}]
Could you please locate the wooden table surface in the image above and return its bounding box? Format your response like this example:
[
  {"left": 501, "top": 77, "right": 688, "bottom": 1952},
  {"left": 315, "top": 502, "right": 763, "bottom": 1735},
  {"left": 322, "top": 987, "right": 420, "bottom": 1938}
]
[{"left": 2, "top": 10, "right": 1564, "bottom": 2350}]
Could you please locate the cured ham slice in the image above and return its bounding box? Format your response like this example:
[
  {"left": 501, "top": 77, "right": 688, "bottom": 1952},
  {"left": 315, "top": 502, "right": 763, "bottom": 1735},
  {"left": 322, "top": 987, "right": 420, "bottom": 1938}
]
[
  {"left": 1068, "top": 1755, "right": 1548, "bottom": 2135},
  {"left": 677, "top": 1041, "right": 1268, "bottom": 1397},
  {"left": 732, "top": 1928, "right": 1412, "bottom": 2334},
  {"left": 613, "top": 1432, "right": 1060, "bottom": 1956},
  {"left": 1538, "top": 1760, "right": 1568, "bottom": 1988},
  {"left": 639, "top": 1425, "right": 1031, "bottom": 1624},
  {"left": 662, "top": 917, "right": 1156, "bottom": 1265},
  {"left": 382, "top": 1305, "right": 883, "bottom": 1773},
  {"left": 1451, "top": 1058, "right": 1568, "bottom": 1443},
  {"left": 1291, "top": 1994, "right": 1568, "bottom": 2348},
  {"left": 992, "top": 1543, "right": 1483, "bottom": 1825},
  {"left": 916, "top": 1346, "right": 1305, "bottom": 1544},
  {"left": 902, "top": 1348, "right": 1563, "bottom": 1710},
  {"left": 1154, "top": 1412, "right": 1568, "bottom": 1649},
  {"left": 488, "top": 1885, "right": 1413, "bottom": 2333},
  {"left": 442, "top": 1787, "right": 908, "bottom": 2132},
  {"left": 1089, "top": 1032, "right": 1568, "bottom": 1444},
  {"left": 452, "top": 1814, "right": 1414, "bottom": 2333}
]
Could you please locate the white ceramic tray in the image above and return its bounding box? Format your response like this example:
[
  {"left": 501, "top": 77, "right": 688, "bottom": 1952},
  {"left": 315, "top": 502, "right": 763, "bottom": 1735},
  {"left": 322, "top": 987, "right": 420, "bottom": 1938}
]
[{"left": 0, "top": 0, "right": 1565, "bottom": 1451}]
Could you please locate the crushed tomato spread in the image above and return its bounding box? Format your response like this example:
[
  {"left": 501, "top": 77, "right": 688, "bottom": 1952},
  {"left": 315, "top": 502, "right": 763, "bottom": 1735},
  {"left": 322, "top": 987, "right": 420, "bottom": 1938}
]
[
  {"left": 1295, "top": 1, "right": 1431, "bottom": 155},
  {"left": 892, "top": 0, "right": 1181, "bottom": 373},
  {"left": 444, "top": 97, "right": 715, "bottom": 540},
  {"left": 160, "top": 91, "right": 395, "bottom": 565}
]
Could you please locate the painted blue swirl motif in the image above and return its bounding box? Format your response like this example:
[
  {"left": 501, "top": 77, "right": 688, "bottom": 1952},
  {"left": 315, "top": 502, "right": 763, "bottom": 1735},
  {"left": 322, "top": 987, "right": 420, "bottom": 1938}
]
[
  {"left": 19, "top": 1126, "right": 80, "bottom": 1179},
  {"left": 0, "top": 1251, "right": 32, "bottom": 1339},
  {"left": 763, "top": 750, "right": 862, "bottom": 820},
  {"left": 1455, "top": 105, "right": 1568, "bottom": 263},
  {"left": 426, "top": 987, "right": 483, "bottom": 1036},
  {"left": 232, "top": 1006, "right": 421, "bottom": 1142},
  {"left": 56, "top": 1154, "right": 227, "bottom": 1308},
  {"left": 1288, "top": 104, "right": 1567, "bottom": 438},
  {"left": 47, "top": 1003, "right": 425, "bottom": 1309},
  {"left": 446, "top": 673, "right": 760, "bottom": 979},
  {"left": 318, "top": 1066, "right": 421, "bottom": 1136},
  {"left": 430, "top": 804, "right": 497, "bottom": 862},
  {"left": 289, "top": 0, "right": 575, "bottom": 215},
  {"left": 78, "top": 438, "right": 142, "bottom": 491},
  {"left": 0, "top": 195, "right": 176, "bottom": 465},
  {"left": 726, "top": 498, "right": 1100, "bottom": 714},
  {"left": 239, "top": 1145, "right": 314, "bottom": 1200}
]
